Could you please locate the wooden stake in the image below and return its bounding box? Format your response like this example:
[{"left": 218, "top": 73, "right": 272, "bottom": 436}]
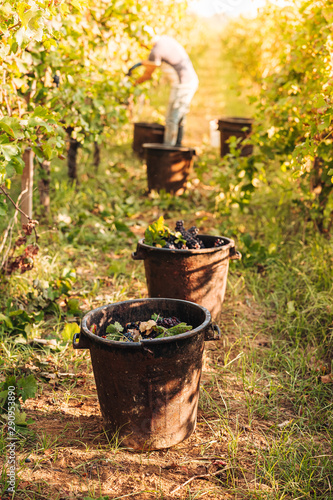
[
  {"left": 21, "top": 148, "right": 34, "bottom": 225},
  {"left": 38, "top": 159, "right": 51, "bottom": 215}
]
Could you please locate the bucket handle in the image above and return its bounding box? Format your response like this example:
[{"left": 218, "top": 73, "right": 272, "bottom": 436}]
[
  {"left": 205, "top": 323, "right": 221, "bottom": 341},
  {"left": 132, "top": 245, "right": 146, "bottom": 261},
  {"left": 73, "top": 332, "right": 90, "bottom": 350},
  {"left": 229, "top": 248, "right": 242, "bottom": 261}
]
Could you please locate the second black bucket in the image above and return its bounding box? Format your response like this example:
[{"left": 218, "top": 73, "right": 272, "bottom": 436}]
[
  {"left": 143, "top": 143, "right": 196, "bottom": 195},
  {"left": 132, "top": 235, "right": 241, "bottom": 320},
  {"left": 218, "top": 117, "right": 253, "bottom": 157},
  {"left": 133, "top": 122, "right": 165, "bottom": 158},
  {"left": 73, "top": 298, "right": 220, "bottom": 451}
]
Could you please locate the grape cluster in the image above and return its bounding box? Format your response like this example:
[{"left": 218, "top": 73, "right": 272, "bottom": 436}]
[
  {"left": 165, "top": 221, "right": 227, "bottom": 250},
  {"left": 156, "top": 316, "right": 180, "bottom": 328},
  {"left": 163, "top": 221, "right": 206, "bottom": 250},
  {"left": 174, "top": 221, "right": 203, "bottom": 249},
  {"left": 124, "top": 321, "right": 140, "bottom": 341},
  {"left": 126, "top": 321, "right": 139, "bottom": 330}
]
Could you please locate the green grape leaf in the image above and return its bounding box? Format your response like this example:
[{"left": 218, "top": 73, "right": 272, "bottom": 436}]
[
  {"left": 15, "top": 410, "right": 28, "bottom": 426},
  {"left": 0, "top": 313, "right": 13, "bottom": 328},
  {"left": 165, "top": 323, "right": 193, "bottom": 336},
  {"left": 62, "top": 322, "right": 80, "bottom": 341},
  {"left": 312, "top": 94, "right": 327, "bottom": 109},
  {"left": 144, "top": 216, "right": 172, "bottom": 247},
  {"left": 106, "top": 321, "right": 124, "bottom": 334},
  {"left": 0, "top": 144, "right": 19, "bottom": 161},
  {"left": 17, "top": 375, "right": 37, "bottom": 402}
]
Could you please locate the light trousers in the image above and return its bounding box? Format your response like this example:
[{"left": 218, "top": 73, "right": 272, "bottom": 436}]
[{"left": 164, "top": 78, "right": 199, "bottom": 146}]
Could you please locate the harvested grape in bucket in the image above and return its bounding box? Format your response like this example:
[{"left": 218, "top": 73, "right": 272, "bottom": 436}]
[
  {"left": 144, "top": 216, "right": 225, "bottom": 249},
  {"left": 91, "top": 314, "right": 193, "bottom": 342}
]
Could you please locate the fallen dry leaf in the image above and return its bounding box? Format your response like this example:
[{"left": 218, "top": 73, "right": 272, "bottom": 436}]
[
  {"left": 321, "top": 373, "right": 333, "bottom": 384},
  {"left": 277, "top": 420, "right": 293, "bottom": 429}
]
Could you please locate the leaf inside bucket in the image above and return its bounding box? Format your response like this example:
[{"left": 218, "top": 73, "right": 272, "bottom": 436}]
[
  {"left": 144, "top": 216, "right": 173, "bottom": 247},
  {"left": 104, "top": 315, "right": 192, "bottom": 342}
]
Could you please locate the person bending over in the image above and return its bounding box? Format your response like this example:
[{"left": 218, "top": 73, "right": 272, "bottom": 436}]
[{"left": 133, "top": 35, "right": 199, "bottom": 146}]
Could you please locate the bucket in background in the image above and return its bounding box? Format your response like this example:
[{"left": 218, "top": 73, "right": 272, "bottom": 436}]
[
  {"left": 218, "top": 117, "right": 253, "bottom": 157},
  {"left": 143, "top": 143, "right": 196, "bottom": 195},
  {"left": 133, "top": 122, "right": 165, "bottom": 158},
  {"left": 73, "top": 298, "right": 220, "bottom": 450}
]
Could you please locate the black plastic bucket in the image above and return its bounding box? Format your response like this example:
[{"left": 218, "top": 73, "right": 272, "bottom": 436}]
[
  {"left": 143, "top": 143, "right": 196, "bottom": 195},
  {"left": 132, "top": 235, "right": 241, "bottom": 320},
  {"left": 73, "top": 298, "right": 220, "bottom": 450},
  {"left": 133, "top": 122, "right": 165, "bottom": 158},
  {"left": 218, "top": 117, "right": 253, "bottom": 157}
]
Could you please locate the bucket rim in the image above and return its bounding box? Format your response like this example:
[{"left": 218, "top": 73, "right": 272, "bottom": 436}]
[
  {"left": 80, "top": 297, "right": 211, "bottom": 348},
  {"left": 134, "top": 122, "right": 165, "bottom": 129},
  {"left": 218, "top": 116, "right": 253, "bottom": 125},
  {"left": 142, "top": 143, "right": 196, "bottom": 154},
  {"left": 137, "top": 234, "right": 235, "bottom": 256}
]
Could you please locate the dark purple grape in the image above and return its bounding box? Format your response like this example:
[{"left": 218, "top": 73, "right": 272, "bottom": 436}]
[
  {"left": 164, "top": 242, "right": 176, "bottom": 249},
  {"left": 172, "top": 222, "right": 205, "bottom": 249},
  {"left": 214, "top": 238, "right": 225, "bottom": 247},
  {"left": 186, "top": 237, "right": 201, "bottom": 249},
  {"left": 175, "top": 220, "right": 186, "bottom": 236},
  {"left": 53, "top": 74, "right": 60, "bottom": 87},
  {"left": 125, "top": 321, "right": 139, "bottom": 330},
  {"left": 157, "top": 316, "right": 181, "bottom": 328},
  {"left": 188, "top": 226, "right": 199, "bottom": 237}
]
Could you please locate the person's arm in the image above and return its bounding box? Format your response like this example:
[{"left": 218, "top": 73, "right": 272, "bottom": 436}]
[{"left": 134, "top": 60, "right": 159, "bottom": 85}]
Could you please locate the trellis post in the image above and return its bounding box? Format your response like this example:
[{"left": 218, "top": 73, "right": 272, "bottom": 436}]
[{"left": 21, "top": 148, "right": 34, "bottom": 224}]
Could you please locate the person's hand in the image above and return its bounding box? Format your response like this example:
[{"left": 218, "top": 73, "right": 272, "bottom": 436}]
[{"left": 126, "top": 62, "right": 142, "bottom": 77}]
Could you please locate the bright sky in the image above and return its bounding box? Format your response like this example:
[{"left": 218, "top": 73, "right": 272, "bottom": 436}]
[{"left": 188, "top": 0, "right": 291, "bottom": 17}]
